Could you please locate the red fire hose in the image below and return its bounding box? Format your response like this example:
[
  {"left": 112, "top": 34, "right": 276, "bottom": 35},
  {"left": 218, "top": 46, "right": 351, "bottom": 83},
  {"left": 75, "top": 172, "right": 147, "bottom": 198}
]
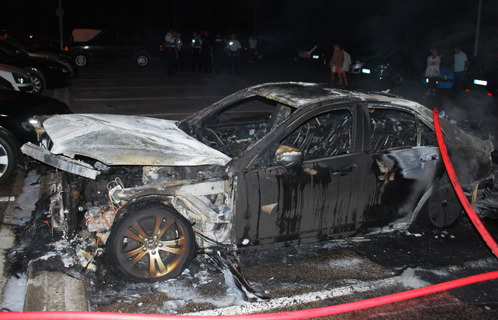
[
  {"left": 1, "top": 108, "right": 497, "bottom": 320},
  {"left": 432, "top": 108, "right": 498, "bottom": 257}
]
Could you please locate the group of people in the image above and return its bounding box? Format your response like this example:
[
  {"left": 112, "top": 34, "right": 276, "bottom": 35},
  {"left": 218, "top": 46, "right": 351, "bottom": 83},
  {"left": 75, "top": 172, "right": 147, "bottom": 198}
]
[
  {"left": 164, "top": 30, "right": 247, "bottom": 76},
  {"left": 328, "top": 42, "right": 469, "bottom": 96},
  {"left": 328, "top": 44, "right": 351, "bottom": 87},
  {"left": 425, "top": 46, "right": 468, "bottom": 96}
]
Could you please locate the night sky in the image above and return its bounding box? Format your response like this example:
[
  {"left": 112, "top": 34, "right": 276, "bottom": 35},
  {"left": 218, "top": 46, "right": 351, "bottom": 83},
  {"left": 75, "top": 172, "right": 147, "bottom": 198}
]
[{"left": 2, "top": 0, "right": 498, "bottom": 57}]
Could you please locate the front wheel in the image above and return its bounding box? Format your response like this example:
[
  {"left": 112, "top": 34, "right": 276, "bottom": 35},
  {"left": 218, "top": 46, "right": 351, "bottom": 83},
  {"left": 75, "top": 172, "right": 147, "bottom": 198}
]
[
  {"left": 27, "top": 70, "right": 46, "bottom": 94},
  {"left": 0, "top": 132, "right": 18, "bottom": 185},
  {"left": 106, "top": 203, "right": 196, "bottom": 281}
]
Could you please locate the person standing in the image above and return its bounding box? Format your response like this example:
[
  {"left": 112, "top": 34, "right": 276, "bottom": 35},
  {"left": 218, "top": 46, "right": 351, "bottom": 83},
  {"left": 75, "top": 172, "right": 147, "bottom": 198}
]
[
  {"left": 191, "top": 32, "right": 202, "bottom": 72},
  {"left": 340, "top": 47, "right": 351, "bottom": 87},
  {"left": 226, "top": 33, "right": 241, "bottom": 74},
  {"left": 201, "top": 31, "right": 212, "bottom": 73},
  {"left": 212, "top": 33, "right": 226, "bottom": 74},
  {"left": 176, "top": 32, "right": 185, "bottom": 71},
  {"left": 451, "top": 45, "right": 468, "bottom": 95},
  {"left": 425, "top": 49, "right": 441, "bottom": 95},
  {"left": 164, "top": 29, "right": 177, "bottom": 76},
  {"left": 329, "top": 44, "right": 344, "bottom": 86},
  {"left": 248, "top": 35, "right": 258, "bottom": 64}
]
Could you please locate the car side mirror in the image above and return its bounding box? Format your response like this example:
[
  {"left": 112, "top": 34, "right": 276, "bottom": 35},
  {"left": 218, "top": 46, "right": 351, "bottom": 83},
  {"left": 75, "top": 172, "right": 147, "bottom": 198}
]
[{"left": 275, "top": 145, "right": 303, "bottom": 168}]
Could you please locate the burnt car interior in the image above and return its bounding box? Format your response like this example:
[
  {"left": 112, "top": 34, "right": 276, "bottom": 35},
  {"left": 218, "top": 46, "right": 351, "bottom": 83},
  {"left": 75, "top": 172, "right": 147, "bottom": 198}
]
[
  {"left": 196, "top": 96, "right": 294, "bottom": 158},
  {"left": 368, "top": 106, "right": 436, "bottom": 150}
]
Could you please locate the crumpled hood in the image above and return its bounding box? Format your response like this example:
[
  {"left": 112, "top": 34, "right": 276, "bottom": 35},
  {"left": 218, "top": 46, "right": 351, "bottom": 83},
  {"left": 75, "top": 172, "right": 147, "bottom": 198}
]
[{"left": 44, "top": 114, "right": 231, "bottom": 167}]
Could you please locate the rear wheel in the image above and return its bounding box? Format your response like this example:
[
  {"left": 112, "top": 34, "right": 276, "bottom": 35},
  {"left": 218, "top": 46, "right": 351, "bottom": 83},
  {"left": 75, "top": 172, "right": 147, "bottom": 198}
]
[
  {"left": 420, "top": 182, "right": 463, "bottom": 228},
  {"left": 74, "top": 54, "right": 87, "bottom": 67},
  {"left": 106, "top": 203, "right": 195, "bottom": 281},
  {"left": 136, "top": 54, "right": 149, "bottom": 67}
]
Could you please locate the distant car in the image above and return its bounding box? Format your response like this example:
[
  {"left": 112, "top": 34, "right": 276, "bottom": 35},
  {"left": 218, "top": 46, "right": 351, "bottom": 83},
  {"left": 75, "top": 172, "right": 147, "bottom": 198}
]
[
  {"left": 1, "top": 29, "right": 62, "bottom": 54},
  {"left": 0, "top": 64, "right": 33, "bottom": 92},
  {"left": 422, "top": 55, "right": 497, "bottom": 97},
  {"left": 294, "top": 44, "right": 333, "bottom": 69},
  {"left": 66, "top": 28, "right": 162, "bottom": 67},
  {"left": 359, "top": 47, "right": 410, "bottom": 85},
  {"left": 0, "top": 36, "right": 76, "bottom": 94},
  {"left": 21, "top": 82, "right": 493, "bottom": 282},
  {"left": 0, "top": 89, "right": 70, "bottom": 183}
]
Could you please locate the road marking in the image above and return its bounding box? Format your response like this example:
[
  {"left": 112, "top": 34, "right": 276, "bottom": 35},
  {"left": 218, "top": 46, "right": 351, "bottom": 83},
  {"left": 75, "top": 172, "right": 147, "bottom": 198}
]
[
  {"left": 0, "top": 197, "right": 15, "bottom": 202},
  {"left": 187, "top": 276, "right": 403, "bottom": 316}
]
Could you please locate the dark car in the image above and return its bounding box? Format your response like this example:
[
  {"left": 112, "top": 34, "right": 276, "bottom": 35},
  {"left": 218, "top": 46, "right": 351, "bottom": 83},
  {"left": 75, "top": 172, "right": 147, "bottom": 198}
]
[
  {"left": 0, "top": 36, "right": 76, "bottom": 94},
  {"left": 0, "top": 89, "right": 70, "bottom": 183},
  {"left": 359, "top": 47, "right": 412, "bottom": 85},
  {"left": 21, "top": 82, "right": 493, "bottom": 282},
  {"left": 294, "top": 44, "right": 333, "bottom": 69},
  {"left": 66, "top": 28, "right": 162, "bottom": 67},
  {"left": 423, "top": 55, "right": 498, "bottom": 97}
]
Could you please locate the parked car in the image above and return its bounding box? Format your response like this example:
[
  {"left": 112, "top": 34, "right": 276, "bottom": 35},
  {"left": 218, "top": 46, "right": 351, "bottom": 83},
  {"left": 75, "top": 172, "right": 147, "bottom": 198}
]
[
  {"left": 294, "top": 44, "right": 333, "bottom": 69},
  {"left": 0, "top": 36, "right": 76, "bottom": 94},
  {"left": 422, "top": 55, "right": 497, "bottom": 97},
  {"left": 359, "top": 47, "right": 411, "bottom": 85},
  {"left": 0, "top": 64, "right": 33, "bottom": 92},
  {"left": 21, "top": 82, "right": 493, "bottom": 282},
  {"left": 1, "top": 29, "right": 62, "bottom": 54},
  {"left": 0, "top": 89, "right": 70, "bottom": 183},
  {"left": 66, "top": 28, "right": 162, "bottom": 67}
]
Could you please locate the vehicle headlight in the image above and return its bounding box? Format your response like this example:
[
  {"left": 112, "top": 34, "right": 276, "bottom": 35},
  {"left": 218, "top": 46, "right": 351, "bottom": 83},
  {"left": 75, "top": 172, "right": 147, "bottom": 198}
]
[
  {"left": 362, "top": 68, "right": 371, "bottom": 74},
  {"left": 13, "top": 73, "right": 31, "bottom": 84}
]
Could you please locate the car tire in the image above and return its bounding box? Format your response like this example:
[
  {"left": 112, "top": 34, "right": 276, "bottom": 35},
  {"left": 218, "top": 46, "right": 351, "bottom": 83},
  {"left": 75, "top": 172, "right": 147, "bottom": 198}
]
[
  {"left": 106, "top": 202, "right": 196, "bottom": 282},
  {"left": 0, "top": 132, "right": 19, "bottom": 185},
  {"left": 74, "top": 54, "right": 88, "bottom": 67},
  {"left": 419, "top": 181, "right": 463, "bottom": 228},
  {"left": 136, "top": 54, "right": 149, "bottom": 67},
  {"left": 27, "top": 70, "right": 46, "bottom": 94}
]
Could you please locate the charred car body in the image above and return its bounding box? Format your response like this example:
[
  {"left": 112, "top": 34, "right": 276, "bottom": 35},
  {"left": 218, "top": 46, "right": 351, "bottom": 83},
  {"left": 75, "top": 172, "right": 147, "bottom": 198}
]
[{"left": 21, "top": 82, "right": 493, "bottom": 284}]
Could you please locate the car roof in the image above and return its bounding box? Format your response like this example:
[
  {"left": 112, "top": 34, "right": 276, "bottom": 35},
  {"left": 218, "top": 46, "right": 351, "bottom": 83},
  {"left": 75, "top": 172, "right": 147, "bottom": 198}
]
[{"left": 247, "top": 82, "right": 425, "bottom": 112}]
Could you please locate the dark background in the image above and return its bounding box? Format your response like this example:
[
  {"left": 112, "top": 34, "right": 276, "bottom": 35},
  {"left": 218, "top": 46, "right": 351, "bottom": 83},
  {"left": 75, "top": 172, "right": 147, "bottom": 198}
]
[{"left": 2, "top": 0, "right": 498, "bottom": 60}]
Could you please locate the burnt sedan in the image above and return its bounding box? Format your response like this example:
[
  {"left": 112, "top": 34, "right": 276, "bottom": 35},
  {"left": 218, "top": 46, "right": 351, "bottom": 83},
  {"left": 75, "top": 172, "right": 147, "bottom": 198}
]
[{"left": 21, "top": 82, "right": 493, "bottom": 282}]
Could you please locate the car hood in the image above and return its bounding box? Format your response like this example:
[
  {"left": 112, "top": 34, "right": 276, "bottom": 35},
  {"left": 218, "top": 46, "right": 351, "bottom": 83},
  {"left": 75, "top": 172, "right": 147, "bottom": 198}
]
[
  {"left": 43, "top": 114, "right": 232, "bottom": 167},
  {"left": 0, "top": 63, "right": 30, "bottom": 76}
]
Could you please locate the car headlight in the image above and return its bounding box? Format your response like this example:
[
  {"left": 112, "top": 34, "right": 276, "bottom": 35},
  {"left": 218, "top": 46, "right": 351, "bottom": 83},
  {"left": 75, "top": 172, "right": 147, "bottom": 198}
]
[
  {"left": 13, "top": 73, "right": 31, "bottom": 84},
  {"left": 362, "top": 68, "right": 371, "bottom": 74}
]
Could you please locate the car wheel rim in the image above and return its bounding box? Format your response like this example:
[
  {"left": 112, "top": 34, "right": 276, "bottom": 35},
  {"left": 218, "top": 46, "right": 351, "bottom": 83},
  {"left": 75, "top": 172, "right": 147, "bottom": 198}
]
[
  {"left": 137, "top": 56, "right": 148, "bottom": 66},
  {"left": 31, "top": 76, "right": 42, "bottom": 93},
  {"left": 75, "top": 56, "right": 86, "bottom": 67},
  {"left": 0, "top": 144, "right": 9, "bottom": 177},
  {"left": 115, "top": 209, "right": 190, "bottom": 279}
]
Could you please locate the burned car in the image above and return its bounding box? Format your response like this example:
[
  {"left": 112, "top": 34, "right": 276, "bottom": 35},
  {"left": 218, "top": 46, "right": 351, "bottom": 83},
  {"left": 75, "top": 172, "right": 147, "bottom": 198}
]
[{"left": 21, "top": 82, "right": 493, "bottom": 283}]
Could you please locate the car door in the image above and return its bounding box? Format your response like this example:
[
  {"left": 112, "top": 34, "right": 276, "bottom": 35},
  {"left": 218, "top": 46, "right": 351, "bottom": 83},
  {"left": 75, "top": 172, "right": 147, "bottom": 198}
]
[
  {"left": 233, "top": 103, "right": 376, "bottom": 247},
  {"left": 361, "top": 106, "right": 442, "bottom": 229}
]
